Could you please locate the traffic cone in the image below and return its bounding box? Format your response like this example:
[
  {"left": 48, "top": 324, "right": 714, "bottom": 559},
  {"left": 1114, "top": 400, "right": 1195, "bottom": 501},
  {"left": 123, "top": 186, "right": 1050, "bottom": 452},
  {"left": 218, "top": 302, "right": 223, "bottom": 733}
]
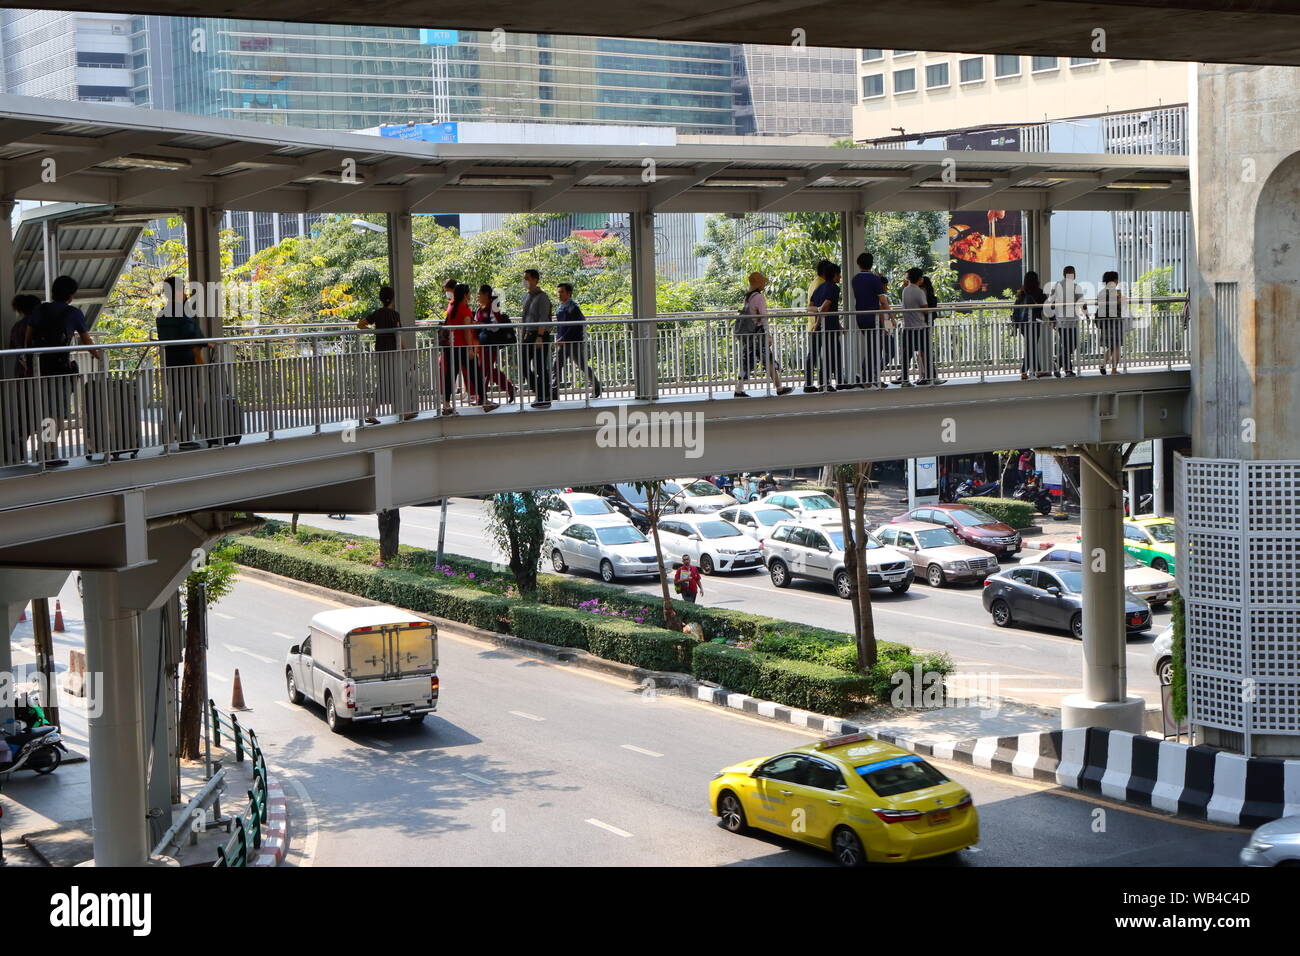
[
  {"left": 53, "top": 600, "right": 65, "bottom": 633},
  {"left": 231, "top": 669, "right": 247, "bottom": 711}
]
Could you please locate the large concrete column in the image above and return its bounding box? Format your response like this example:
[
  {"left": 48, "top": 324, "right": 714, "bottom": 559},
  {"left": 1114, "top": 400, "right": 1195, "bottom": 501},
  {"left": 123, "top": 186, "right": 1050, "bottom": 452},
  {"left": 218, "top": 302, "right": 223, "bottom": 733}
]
[
  {"left": 1151, "top": 438, "right": 1166, "bottom": 517},
  {"left": 1061, "top": 444, "right": 1145, "bottom": 732},
  {"left": 184, "top": 206, "right": 224, "bottom": 340},
  {"left": 82, "top": 571, "right": 150, "bottom": 866},
  {"left": 629, "top": 210, "right": 658, "bottom": 401},
  {"left": 386, "top": 211, "right": 416, "bottom": 323},
  {"left": 1029, "top": 209, "right": 1053, "bottom": 279}
]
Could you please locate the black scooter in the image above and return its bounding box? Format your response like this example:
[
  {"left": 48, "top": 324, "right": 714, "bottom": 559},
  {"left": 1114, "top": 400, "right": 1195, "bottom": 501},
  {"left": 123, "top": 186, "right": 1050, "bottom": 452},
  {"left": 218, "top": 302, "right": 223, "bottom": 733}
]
[
  {"left": 1, "top": 716, "right": 66, "bottom": 778},
  {"left": 954, "top": 478, "right": 1000, "bottom": 500},
  {"left": 1012, "top": 478, "right": 1055, "bottom": 515}
]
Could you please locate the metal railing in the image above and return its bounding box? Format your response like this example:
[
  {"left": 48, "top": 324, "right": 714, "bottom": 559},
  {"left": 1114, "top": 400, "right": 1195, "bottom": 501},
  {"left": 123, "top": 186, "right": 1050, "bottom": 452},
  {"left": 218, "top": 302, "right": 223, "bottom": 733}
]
[
  {"left": 0, "top": 297, "right": 1189, "bottom": 471},
  {"left": 208, "top": 700, "right": 268, "bottom": 868}
]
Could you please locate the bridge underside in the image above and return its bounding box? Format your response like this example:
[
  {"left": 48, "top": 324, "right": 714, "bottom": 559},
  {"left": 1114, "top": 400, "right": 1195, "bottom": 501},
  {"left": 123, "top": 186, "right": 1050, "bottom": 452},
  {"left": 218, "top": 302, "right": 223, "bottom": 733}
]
[{"left": 0, "top": 370, "right": 1190, "bottom": 568}]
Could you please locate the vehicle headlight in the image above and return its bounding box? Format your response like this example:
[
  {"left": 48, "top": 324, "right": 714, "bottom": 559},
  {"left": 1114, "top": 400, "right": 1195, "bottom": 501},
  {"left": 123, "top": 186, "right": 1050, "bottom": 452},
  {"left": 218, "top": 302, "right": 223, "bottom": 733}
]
[
  {"left": 711, "top": 772, "right": 725, "bottom": 780},
  {"left": 617, "top": 553, "right": 637, "bottom": 563},
  {"left": 945, "top": 560, "right": 969, "bottom": 571},
  {"left": 719, "top": 548, "right": 737, "bottom": 554},
  {"left": 1249, "top": 840, "right": 1274, "bottom": 851}
]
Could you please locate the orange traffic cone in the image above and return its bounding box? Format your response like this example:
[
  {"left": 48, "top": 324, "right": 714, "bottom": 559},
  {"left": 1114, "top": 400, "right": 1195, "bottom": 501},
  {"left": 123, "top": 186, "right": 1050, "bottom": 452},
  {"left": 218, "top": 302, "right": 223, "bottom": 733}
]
[
  {"left": 53, "top": 600, "right": 65, "bottom": 633},
  {"left": 231, "top": 669, "right": 247, "bottom": 711}
]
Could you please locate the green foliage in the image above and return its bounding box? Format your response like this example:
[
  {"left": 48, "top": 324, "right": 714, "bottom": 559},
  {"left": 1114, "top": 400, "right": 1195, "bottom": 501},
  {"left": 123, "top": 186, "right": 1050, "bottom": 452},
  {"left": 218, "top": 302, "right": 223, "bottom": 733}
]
[
  {"left": 485, "top": 492, "right": 552, "bottom": 596},
  {"left": 956, "top": 496, "right": 1037, "bottom": 529},
  {"left": 184, "top": 544, "right": 239, "bottom": 607},
  {"left": 692, "top": 643, "right": 873, "bottom": 716},
  {"left": 1171, "top": 591, "right": 1187, "bottom": 722}
]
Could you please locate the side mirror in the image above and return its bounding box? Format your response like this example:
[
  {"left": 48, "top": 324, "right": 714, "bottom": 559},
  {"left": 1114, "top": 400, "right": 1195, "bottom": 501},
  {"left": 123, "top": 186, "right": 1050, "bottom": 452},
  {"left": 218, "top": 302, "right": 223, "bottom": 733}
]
[
  {"left": 1046, "top": 587, "right": 1061, "bottom": 597},
  {"left": 818, "top": 545, "right": 831, "bottom": 553},
  {"left": 289, "top": 644, "right": 301, "bottom": 655}
]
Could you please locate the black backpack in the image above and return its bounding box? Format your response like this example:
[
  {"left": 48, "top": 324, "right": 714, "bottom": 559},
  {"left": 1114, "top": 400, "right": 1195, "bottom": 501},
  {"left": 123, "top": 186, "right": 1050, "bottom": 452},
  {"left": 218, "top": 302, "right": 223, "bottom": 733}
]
[{"left": 31, "top": 302, "right": 77, "bottom": 375}]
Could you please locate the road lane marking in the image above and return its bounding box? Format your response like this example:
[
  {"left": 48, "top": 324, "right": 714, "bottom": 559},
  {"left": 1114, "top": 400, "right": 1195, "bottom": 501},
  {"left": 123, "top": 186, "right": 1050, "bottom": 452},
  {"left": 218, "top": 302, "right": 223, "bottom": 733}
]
[
  {"left": 274, "top": 700, "right": 299, "bottom": 711},
  {"left": 273, "top": 631, "right": 297, "bottom": 641},
  {"left": 585, "top": 818, "right": 632, "bottom": 838},
  {"left": 213, "top": 612, "right": 235, "bottom": 620},
  {"left": 369, "top": 738, "right": 393, "bottom": 748},
  {"left": 237, "top": 575, "right": 352, "bottom": 608},
  {"left": 509, "top": 710, "right": 545, "bottom": 721},
  {"left": 620, "top": 744, "right": 664, "bottom": 757},
  {"left": 462, "top": 772, "right": 495, "bottom": 785},
  {"left": 222, "top": 643, "right": 276, "bottom": 664},
  {"left": 209, "top": 672, "right": 229, "bottom": 683}
]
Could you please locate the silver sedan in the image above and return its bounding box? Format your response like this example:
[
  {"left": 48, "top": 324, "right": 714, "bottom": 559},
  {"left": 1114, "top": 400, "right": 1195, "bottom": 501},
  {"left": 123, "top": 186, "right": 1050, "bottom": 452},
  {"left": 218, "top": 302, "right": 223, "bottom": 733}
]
[{"left": 1240, "top": 815, "right": 1300, "bottom": 866}]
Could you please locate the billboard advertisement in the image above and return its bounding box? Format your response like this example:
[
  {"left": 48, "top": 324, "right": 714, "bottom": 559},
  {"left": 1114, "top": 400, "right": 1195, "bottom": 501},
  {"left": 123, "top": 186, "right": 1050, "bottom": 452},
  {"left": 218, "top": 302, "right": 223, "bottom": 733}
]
[{"left": 946, "top": 128, "right": 1025, "bottom": 300}]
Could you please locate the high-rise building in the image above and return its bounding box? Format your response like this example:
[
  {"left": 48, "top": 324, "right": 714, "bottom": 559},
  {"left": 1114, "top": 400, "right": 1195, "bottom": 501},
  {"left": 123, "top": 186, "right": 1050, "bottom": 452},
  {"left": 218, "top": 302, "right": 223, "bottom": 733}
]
[{"left": 1, "top": 8, "right": 133, "bottom": 103}]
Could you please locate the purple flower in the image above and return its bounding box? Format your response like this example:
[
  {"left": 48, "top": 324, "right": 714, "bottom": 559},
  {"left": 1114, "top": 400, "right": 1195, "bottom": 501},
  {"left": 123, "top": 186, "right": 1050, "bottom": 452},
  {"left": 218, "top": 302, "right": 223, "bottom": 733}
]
[{"left": 468, "top": 572, "right": 476, "bottom": 579}]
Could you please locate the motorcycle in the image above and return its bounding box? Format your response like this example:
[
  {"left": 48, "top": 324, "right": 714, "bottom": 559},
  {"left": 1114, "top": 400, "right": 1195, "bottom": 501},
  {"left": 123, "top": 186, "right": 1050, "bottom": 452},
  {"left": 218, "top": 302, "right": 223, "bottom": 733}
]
[
  {"left": 954, "top": 478, "right": 1000, "bottom": 500},
  {"left": 1012, "top": 475, "right": 1055, "bottom": 515},
  {"left": 1, "top": 705, "right": 66, "bottom": 777}
]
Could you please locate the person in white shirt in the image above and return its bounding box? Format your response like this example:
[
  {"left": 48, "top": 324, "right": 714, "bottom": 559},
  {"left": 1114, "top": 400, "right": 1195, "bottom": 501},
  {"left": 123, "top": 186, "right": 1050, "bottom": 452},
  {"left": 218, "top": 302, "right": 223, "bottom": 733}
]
[
  {"left": 1044, "top": 265, "right": 1088, "bottom": 377},
  {"left": 734, "top": 272, "right": 793, "bottom": 397},
  {"left": 898, "top": 268, "right": 930, "bottom": 386}
]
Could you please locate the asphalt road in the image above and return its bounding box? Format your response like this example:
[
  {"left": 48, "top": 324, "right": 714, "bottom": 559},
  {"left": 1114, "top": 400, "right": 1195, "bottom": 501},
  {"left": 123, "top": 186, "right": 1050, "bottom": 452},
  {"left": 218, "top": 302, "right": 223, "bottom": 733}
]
[
  {"left": 206, "top": 574, "right": 1240, "bottom": 867},
  {"left": 269, "top": 501, "right": 1170, "bottom": 711}
]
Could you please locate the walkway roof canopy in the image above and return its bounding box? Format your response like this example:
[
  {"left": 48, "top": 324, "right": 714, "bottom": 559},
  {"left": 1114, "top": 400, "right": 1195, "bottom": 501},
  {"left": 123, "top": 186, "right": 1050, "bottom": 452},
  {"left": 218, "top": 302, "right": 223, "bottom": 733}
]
[
  {"left": 0, "top": 96, "right": 1189, "bottom": 217},
  {"left": 9, "top": 2, "right": 1298, "bottom": 66}
]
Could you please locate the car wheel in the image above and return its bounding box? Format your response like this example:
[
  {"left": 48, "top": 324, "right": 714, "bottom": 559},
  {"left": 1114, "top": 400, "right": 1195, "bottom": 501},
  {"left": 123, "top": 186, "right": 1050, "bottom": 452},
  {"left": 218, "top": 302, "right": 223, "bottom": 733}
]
[
  {"left": 325, "top": 695, "right": 350, "bottom": 734},
  {"left": 717, "top": 790, "right": 748, "bottom": 833},
  {"left": 550, "top": 549, "right": 567, "bottom": 573},
  {"left": 1070, "top": 613, "right": 1084, "bottom": 639},
  {"left": 1152, "top": 557, "right": 1169, "bottom": 573},
  {"left": 286, "top": 669, "right": 304, "bottom": 705},
  {"left": 890, "top": 580, "right": 911, "bottom": 594},
  {"left": 699, "top": 554, "right": 715, "bottom": 575},
  {"left": 927, "top": 564, "right": 947, "bottom": 588},
  {"left": 1157, "top": 657, "right": 1174, "bottom": 686},
  {"left": 769, "top": 559, "right": 790, "bottom": 588},
  {"left": 991, "top": 599, "right": 1013, "bottom": 627},
  {"left": 600, "top": 559, "right": 617, "bottom": 583},
  {"left": 834, "top": 570, "right": 853, "bottom": 599},
  {"left": 832, "top": 826, "right": 867, "bottom": 867}
]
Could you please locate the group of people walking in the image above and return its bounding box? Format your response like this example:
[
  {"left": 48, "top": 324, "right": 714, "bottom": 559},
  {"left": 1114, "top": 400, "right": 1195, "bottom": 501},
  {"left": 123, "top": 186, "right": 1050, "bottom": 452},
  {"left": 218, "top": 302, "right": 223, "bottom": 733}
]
[{"left": 1013, "top": 266, "right": 1130, "bottom": 378}]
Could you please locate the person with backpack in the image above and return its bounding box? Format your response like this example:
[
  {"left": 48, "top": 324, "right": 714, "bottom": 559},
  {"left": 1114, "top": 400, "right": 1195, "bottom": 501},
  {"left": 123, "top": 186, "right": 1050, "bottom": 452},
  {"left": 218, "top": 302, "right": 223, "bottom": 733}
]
[
  {"left": 473, "top": 284, "right": 515, "bottom": 404},
  {"left": 1094, "top": 270, "right": 1128, "bottom": 375},
  {"left": 673, "top": 554, "right": 704, "bottom": 604},
  {"left": 1012, "top": 271, "right": 1049, "bottom": 379},
  {"left": 357, "top": 284, "right": 416, "bottom": 423},
  {"left": 26, "top": 275, "right": 97, "bottom": 466},
  {"left": 553, "top": 282, "right": 601, "bottom": 399},
  {"left": 155, "top": 276, "right": 208, "bottom": 449},
  {"left": 734, "top": 271, "right": 791, "bottom": 398}
]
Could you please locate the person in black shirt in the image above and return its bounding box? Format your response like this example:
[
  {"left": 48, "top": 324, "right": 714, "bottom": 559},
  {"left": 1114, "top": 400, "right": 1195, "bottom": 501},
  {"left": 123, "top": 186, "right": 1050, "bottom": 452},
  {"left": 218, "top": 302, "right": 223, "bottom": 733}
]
[
  {"left": 155, "top": 276, "right": 207, "bottom": 449},
  {"left": 358, "top": 285, "right": 413, "bottom": 422},
  {"left": 804, "top": 263, "right": 843, "bottom": 392}
]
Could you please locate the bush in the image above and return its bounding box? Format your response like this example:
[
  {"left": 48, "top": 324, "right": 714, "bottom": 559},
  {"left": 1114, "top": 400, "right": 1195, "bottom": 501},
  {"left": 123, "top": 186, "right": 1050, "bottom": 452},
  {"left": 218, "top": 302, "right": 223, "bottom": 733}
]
[
  {"left": 957, "top": 496, "right": 1037, "bottom": 529},
  {"left": 692, "top": 643, "right": 872, "bottom": 716}
]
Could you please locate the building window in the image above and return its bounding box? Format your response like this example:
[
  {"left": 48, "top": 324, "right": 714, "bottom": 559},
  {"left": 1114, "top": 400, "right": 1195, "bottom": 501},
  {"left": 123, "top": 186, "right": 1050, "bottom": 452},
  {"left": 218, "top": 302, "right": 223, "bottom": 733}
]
[
  {"left": 925, "top": 62, "right": 950, "bottom": 89},
  {"left": 959, "top": 57, "right": 985, "bottom": 84},
  {"left": 1070, "top": 56, "right": 1099, "bottom": 67},
  {"left": 861, "top": 74, "right": 885, "bottom": 99},
  {"left": 891, "top": 50, "right": 915, "bottom": 58},
  {"left": 893, "top": 68, "right": 916, "bottom": 94},
  {"left": 994, "top": 55, "right": 1021, "bottom": 78},
  {"left": 860, "top": 48, "right": 883, "bottom": 62},
  {"left": 1031, "top": 55, "right": 1059, "bottom": 72}
]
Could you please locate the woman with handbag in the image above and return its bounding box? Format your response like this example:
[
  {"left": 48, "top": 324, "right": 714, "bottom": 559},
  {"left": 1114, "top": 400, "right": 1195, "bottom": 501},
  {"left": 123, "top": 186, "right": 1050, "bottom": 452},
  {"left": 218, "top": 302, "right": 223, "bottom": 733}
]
[
  {"left": 473, "top": 284, "right": 515, "bottom": 404},
  {"left": 734, "top": 272, "right": 792, "bottom": 397}
]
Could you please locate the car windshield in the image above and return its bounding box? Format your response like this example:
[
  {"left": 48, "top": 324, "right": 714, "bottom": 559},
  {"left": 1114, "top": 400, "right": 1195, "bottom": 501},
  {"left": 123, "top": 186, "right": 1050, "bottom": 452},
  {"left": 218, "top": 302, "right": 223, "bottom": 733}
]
[
  {"left": 916, "top": 528, "right": 961, "bottom": 548},
  {"left": 949, "top": 508, "right": 996, "bottom": 527},
  {"left": 798, "top": 494, "right": 837, "bottom": 511},
  {"left": 1145, "top": 522, "right": 1176, "bottom": 543},
  {"left": 856, "top": 756, "right": 950, "bottom": 796},
  {"left": 614, "top": 484, "right": 647, "bottom": 505},
  {"left": 683, "top": 481, "right": 721, "bottom": 497},
  {"left": 596, "top": 525, "right": 647, "bottom": 545},
  {"left": 697, "top": 521, "right": 742, "bottom": 539},
  {"left": 1050, "top": 570, "right": 1085, "bottom": 593},
  {"left": 572, "top": 498, "right": 614, "bottom": 515},
  {"left": 754, "top": 508, "right": 791, "bottom": 525}
]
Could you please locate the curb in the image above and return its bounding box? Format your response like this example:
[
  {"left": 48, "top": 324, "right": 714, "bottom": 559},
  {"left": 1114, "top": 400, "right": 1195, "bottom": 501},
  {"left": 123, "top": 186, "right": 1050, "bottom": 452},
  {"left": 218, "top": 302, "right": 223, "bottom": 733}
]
[{"left": 251, "top": 776, "right": 289, "bottom": 866}]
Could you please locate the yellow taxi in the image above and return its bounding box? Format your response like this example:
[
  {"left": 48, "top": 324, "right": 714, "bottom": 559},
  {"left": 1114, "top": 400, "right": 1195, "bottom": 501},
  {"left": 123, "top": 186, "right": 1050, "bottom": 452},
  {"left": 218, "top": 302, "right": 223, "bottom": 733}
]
[{"left": 709, "top": 732, "right": 979, "bottom": 866}]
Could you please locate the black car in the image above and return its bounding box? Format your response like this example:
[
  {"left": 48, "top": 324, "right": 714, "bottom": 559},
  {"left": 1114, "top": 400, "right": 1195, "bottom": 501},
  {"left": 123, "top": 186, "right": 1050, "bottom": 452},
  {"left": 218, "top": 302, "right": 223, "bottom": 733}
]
[
  {"left": 600, "top": 483, "right": 680, "bottom": 532},
  {"left": 981, "top": 561, "right": 1151, "bottom": 639}
]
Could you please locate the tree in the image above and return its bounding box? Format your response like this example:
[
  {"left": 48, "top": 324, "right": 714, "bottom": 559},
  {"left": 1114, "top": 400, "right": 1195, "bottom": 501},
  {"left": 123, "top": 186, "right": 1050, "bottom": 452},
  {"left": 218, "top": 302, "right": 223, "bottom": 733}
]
[
  {"left": 834, "top": 463, "right": 878, "bottom": 672},
  {"left": 178, "top": 546, "right": 239, "bottom": 761},
  {"left": 378, "top": 509, "right": 401, "bottom": 562},
  {"left": 486, "top": 492, "right": 551, "bottom": 597},
  {"left": 612, "top": 481, "right": 682, "bottom": 632}
]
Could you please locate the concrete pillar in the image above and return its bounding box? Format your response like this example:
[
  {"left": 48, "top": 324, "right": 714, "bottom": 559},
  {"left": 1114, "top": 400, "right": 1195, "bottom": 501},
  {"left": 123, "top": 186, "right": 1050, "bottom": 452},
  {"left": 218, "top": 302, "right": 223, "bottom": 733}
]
[
  {"left": 0, "top": 602, "right": 16, "bottom": 729},
  {"left": 1061, "top": 443, "right": 1145, "bottom": 732},
  {"left": 1127, "top": 468, "right": 1138, "bottom": 517},
  {"left": 841, "top": 208, "right": 864, "bottom": 381},
  {"left": 1152, "top": 438, "right": 1166, "bottom": 517},
  {"left": 386, "top": 211, "right": 416, "bottom": 324},
  {"left": 0, "top": 199, "right": 16, "bottom": 375},
  {"left": 82, "top": 571, "right": 150, "bottom": 867},
  {"left": 41, "top": 218, "right": 58, "bottom": 301},
  {"left": 629, "top": 210, "right": 658, "bottom": 401},
  {"left": 1029, "top": 209, "right": 1052, "bottom": 279},
  {"left": 184, "top": 206, "right": 224, "bottom": 340}
]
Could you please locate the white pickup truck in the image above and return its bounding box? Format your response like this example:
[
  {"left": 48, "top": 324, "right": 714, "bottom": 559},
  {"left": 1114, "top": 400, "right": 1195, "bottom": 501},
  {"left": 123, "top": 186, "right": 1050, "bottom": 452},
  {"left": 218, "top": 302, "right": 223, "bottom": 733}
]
[{"left": 285, "top": 606, "right": 439, "bottom": 733}]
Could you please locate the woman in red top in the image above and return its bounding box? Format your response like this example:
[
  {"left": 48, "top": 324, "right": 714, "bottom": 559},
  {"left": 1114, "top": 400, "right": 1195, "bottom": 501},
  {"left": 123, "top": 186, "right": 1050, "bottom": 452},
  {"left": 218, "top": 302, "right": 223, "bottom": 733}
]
[
  {"left": 441, "top": 283, "right": 486, "bottom": 411},
  {"left": 673, "top": 554, "right": 704, "bottom": 604},
  {"left": 472, "top": 284, "right": 515, "bottom": 404}
]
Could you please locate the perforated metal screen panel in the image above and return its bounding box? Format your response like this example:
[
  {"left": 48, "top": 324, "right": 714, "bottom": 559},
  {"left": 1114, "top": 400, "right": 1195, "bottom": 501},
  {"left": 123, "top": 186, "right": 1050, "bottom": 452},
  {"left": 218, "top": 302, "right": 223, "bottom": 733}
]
[{"left": 1179, "top": 457, "right": 1300, "bottom": 746}]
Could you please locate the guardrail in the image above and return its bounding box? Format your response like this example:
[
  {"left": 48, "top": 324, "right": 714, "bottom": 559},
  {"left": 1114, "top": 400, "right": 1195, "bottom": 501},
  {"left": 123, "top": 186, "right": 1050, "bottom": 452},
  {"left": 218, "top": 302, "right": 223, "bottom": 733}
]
[
  {"left": 152, "top": 766, "right": 227, "bottom": 859},
  {"left": 208, "top": 700, "right": 268, "bottom": 868},
  {"left": 0, "top": 298, "right": 1189, "bottom": 471}
]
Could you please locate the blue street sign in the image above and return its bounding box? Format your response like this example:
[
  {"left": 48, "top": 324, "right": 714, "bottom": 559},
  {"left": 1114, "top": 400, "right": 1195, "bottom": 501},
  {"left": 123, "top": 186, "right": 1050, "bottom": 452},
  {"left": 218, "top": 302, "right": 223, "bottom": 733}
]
[{"left": 419, "top": 29, "right": 459, "bottom": 46}]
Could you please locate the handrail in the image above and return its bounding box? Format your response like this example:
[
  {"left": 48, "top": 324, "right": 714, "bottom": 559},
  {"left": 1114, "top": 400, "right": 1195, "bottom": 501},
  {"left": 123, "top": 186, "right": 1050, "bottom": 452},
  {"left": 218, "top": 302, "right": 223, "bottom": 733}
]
[
  {"left": 152, "top": 766, "right": 227, "bottom": 857},
  {"left": 209, "top": 700, "right": 269, "bottom": 868}
]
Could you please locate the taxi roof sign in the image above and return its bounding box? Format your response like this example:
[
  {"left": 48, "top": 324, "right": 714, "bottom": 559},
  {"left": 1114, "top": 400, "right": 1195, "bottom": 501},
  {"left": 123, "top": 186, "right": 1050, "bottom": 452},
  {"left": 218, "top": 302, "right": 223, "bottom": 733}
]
[{"left": 815, "top": 731, "right": 874, "bottom": 750}]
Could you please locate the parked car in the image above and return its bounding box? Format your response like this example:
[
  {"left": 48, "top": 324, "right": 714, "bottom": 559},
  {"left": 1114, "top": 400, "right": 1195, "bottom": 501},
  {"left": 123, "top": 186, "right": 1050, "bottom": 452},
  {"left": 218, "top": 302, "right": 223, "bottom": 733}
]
[
  {"left": 547, "top": 521, "right": 661, "bottom": 582},
  {"left": 717, "top": 503, "right": 796, "bottom": 544},
  {"left": 665, "top": 478, "right": 739, "bottom": 514},
  {"left": 981, "top": 561, "right": 1151, "bottom": 639},
  {"left": 757, "top": 489, "right": 843, "bottom": 527},
  {"left": 764, "top": 520, "right": 913, "bottom": 598},
  {"left": 874, "top": 521, "right": 1000, "bottom": 587},
  {"left": 1021, "top": 544, "right": 1176, "bottom": 606},
  {"left": 893, "top": 503, "right": 1021, "bottom": 557},
  {"left": 286, "top": 606, "right": 439, "bottom": 732},
  {"left": 1152, "top": 625, "right": 1174, "bottom": 685},
  {"left": 655, "top": 513, "right": 763, "bottom": 574},
  {"left": 1123, "top": 516, "right": 1177, "bottom": 574},
  {"left": 542, "top": 491, "right": 632, "bottom": 530},
  {"left": 1240, "top": 814, "right": 1300, "bottom": 867},
  {"left": 601, "top": 482, "right": 680, "bottom": 531}
]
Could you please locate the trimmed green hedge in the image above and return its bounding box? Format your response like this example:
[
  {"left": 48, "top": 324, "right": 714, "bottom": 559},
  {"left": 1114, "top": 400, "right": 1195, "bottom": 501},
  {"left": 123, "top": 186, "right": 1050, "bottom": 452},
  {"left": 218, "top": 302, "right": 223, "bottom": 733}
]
[
  {"left": 692, "top": 643, "right": 872, "bottom": 716},
  {"left": 507, "top": 603, "right": 691, "bottom": 672},
  {"left": 956, "top": 496, "right": 1037, "bottom": 530}
]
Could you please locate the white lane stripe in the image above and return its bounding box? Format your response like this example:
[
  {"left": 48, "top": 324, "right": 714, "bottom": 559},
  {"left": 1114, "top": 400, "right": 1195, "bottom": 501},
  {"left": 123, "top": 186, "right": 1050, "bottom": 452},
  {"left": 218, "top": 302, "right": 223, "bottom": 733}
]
[
  {"left": 209, "top": 673, "right": 229, "bottom": 683},
  {"left": 222, "top": 643, "right": 276, "bottom": 664},
  {"left": 213, "top": 612, "right": 235, "bottom": 620},
  {"left": 274, "top": 700, "right": 299, "bottom": 711},
  {"left": 509, "top": 710, "right": 544, "bottom": 721},
  {"left": 585, "top": 818, "right": 632, "bottom": 838},
  {"left": 463, "top": 772, "right": 495, "bottom": 785},
  {"left": 273, "top": 631, "right": 297, "bottom": 641},
  {"left": 620, "top": 744, "right": 664, "bottom": 758},
  {"left": 369, "top": 738, "right": 393, "bottom": 749}
]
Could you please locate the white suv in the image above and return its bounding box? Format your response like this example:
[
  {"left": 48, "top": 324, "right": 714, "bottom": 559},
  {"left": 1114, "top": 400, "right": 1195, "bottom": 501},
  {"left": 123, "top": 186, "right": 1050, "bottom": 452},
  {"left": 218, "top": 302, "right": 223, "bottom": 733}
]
[
  {"left": 757, "top": 490, "right": 842, "bottom": 527},
  {"left": 542, "top": 492, "right": 633, "bottom": 530},
  {"left": 655, "top": 514, "right": 763, "bottom": 574},
  {"left": 764, "top": 521, "right": 914, "bottom": 598}
]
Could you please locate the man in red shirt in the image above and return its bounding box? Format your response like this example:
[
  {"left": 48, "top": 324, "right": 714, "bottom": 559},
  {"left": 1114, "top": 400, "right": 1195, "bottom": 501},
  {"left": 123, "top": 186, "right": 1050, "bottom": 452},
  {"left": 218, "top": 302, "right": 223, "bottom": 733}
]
[{"left": 674, "top": 554, "right": 704, "bottom": 604}]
